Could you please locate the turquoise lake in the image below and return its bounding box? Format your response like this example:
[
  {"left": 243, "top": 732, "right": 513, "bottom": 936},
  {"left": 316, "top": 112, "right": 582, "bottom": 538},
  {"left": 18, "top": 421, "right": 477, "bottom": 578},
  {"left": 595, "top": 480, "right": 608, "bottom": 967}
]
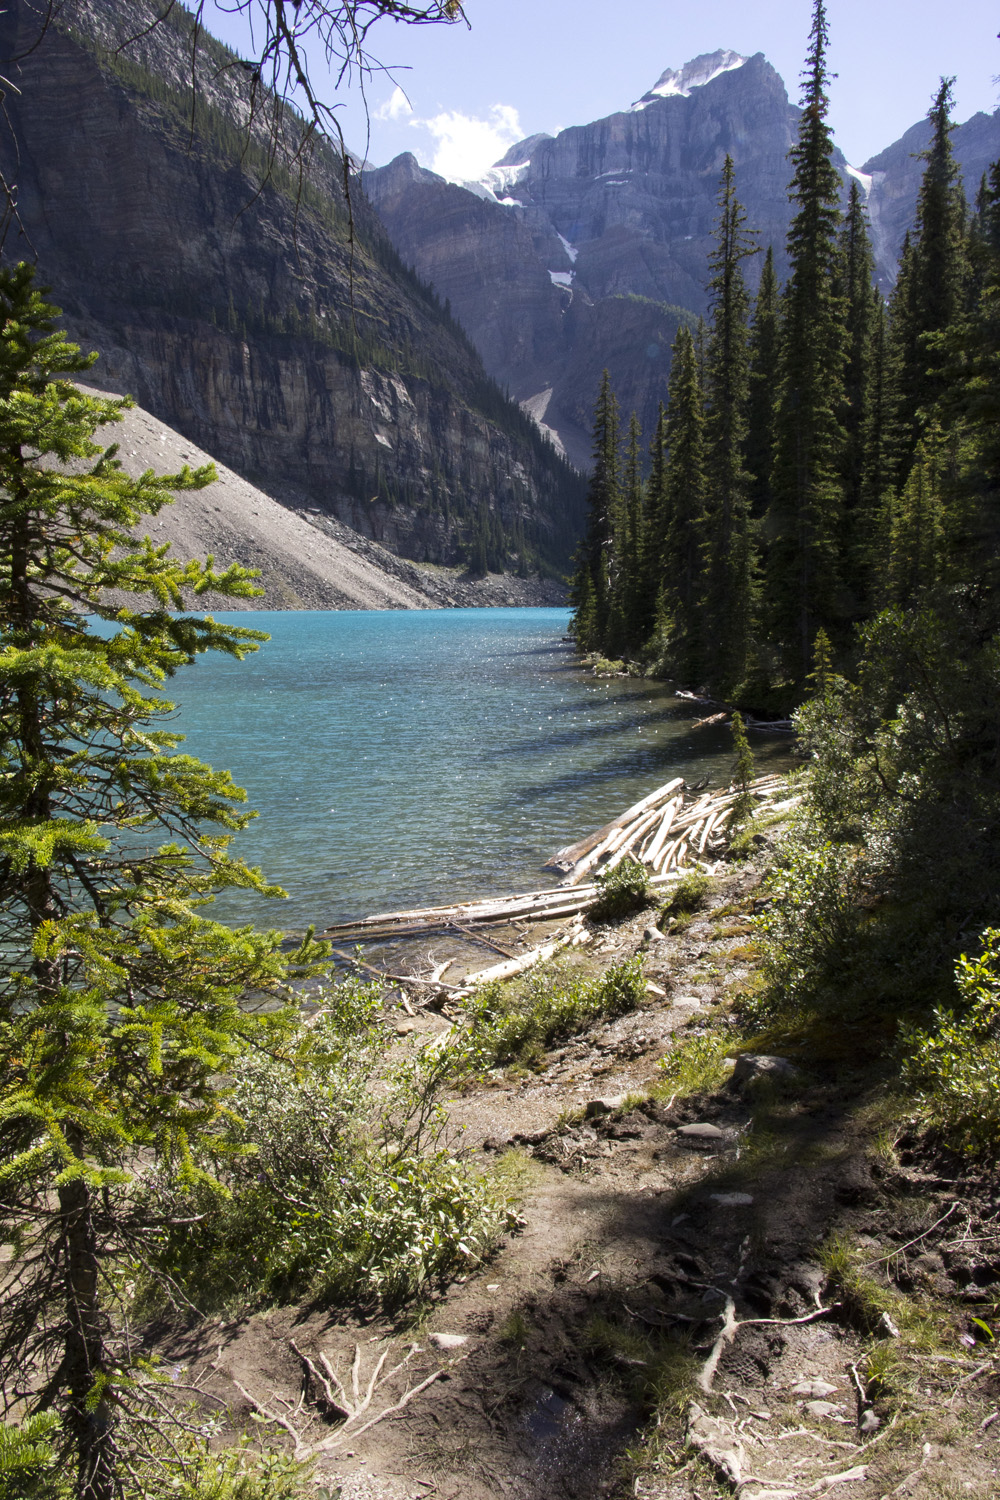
[{"left": 166, "top": 609, "right": 791, "bottom": 928}]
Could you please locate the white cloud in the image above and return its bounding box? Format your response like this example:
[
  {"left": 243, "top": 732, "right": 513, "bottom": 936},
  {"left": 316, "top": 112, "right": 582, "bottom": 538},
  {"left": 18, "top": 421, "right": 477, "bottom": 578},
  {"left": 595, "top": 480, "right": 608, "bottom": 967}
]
[
  {"left": 412, "top": 103, "right": 523, "bottom": 183},
  {"left": 376, "top": 85, "right": 413, "bottom": 123}
]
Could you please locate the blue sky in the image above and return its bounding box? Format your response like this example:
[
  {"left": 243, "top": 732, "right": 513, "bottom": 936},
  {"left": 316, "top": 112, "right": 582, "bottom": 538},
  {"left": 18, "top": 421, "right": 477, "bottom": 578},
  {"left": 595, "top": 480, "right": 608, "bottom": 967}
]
[{"left": 208, "top": 1, "right": 999, "bottom": 179}]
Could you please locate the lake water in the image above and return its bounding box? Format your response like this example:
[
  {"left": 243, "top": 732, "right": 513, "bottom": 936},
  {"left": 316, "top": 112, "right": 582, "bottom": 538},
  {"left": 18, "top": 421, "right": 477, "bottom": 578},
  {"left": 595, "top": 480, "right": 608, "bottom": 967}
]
[{"left": 165, "top": 609, "right": 792, "bottom": 928}]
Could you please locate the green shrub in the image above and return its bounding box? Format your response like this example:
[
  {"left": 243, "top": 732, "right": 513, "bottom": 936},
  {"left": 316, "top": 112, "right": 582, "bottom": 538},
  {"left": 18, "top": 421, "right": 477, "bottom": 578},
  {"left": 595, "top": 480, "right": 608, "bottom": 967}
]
[
  {"left": 656, "top": 1030, "right": 732, "bottom": 1096},
  {"left": 148, "top": 978, "right": 514, "bottom": 1312},
  {"left": 901, "top": 927, "right": 1000, "bottom": 1153},
  {"left": 661, "top": 871, "right": 711, "bottom": 919},
  {"left": 135, "top": 1441, "right": 308, "bottom": 1500},
  {"left": 463, "top": 957, "right": 645, "bottom": 1069},
  {"left": 592, "top": 856, "right": 651, "bottom": 920},
  {"left": 768, "top": 605, "right": 1000, "bottom": 1027},
  {"left": 749, "top": 835, "right": 865, "bottom": 1019}
]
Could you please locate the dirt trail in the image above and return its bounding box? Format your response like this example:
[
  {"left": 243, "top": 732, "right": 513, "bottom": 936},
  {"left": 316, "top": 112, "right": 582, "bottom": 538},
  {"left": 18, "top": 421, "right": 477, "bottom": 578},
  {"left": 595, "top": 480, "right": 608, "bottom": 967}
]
[{"left": 164, "top": 862, "right": 1000, "bottom": 1500}]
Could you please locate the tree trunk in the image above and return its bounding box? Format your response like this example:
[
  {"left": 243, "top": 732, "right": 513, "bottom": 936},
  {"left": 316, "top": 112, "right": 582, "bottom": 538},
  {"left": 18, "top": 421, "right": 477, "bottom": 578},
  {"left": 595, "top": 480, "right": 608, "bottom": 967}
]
[{"left": 58, "top": 1164, "right": 116, "bottom": 1500}]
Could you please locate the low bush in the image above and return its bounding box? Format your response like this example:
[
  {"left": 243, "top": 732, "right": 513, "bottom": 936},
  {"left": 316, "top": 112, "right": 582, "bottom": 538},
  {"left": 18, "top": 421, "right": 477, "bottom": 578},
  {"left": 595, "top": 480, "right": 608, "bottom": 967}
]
[
  {"left": 463, "top": 957, "right": 645, "bottom": 1070},
  {"left": 900, "top": 927, "right": 1000, "bottom": 1154},
  {"left": 592, "top": 856, "right": 651, "bottom": 920},
  {"left": 661, "top": 871, "right": 711, "bottom": 920},
  {"left": 148, "top": 978, "right": 514, "bottom": 1313},
  {"left": 0, "top": 1420, "right": 306, "bottom": 1500},
  {"left": 655, "top": 1029, "right": 732, "bottom": 1097},
  {"left": 750, "top": 605, "right": 1000, "bottom": 1035}
]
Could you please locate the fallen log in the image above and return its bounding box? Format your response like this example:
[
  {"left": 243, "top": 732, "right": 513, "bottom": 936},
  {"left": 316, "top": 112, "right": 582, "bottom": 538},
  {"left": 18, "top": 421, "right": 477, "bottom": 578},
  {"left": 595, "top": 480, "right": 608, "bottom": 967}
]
[
  {"left": 643, "top": 795, "right": 682, "bottom": 867},
  {"left": 452, "top": 921, "right": 583, "bottom": 994},
  {"left": 604, "top": 804, "right": 668, "bottom": 870},
  {"left": 544, "top": 775, "right": 684, "bottom": 872},
  {"left": 322, "top": 884, "right": 601, "bottom": 938}
]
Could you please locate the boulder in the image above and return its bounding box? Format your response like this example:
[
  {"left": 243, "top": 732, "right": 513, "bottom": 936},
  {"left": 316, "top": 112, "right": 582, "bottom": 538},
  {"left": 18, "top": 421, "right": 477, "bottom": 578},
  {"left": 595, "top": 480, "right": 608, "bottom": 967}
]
[
  {"left": 730, "top": 1054, "right": 802, "bottom": 1093},
  {"left": 585, "top": 1094, "right": 627, "bottom": 1119},
  {"left": 676, "top": 1122, "right": 727, "bottom": 1148}
]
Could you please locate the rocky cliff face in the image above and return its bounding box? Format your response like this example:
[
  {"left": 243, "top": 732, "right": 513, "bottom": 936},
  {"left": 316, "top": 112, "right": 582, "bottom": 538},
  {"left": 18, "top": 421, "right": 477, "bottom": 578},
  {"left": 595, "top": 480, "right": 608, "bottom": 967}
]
[
  {"left": 367, "top": 52, "right": 842, "bottom": 465},
  {"left": 0, "top": 0, "right": 584, "bottom": 570},
  {"left": 863, "top": 110, "right": 1000, "bottom": 293},
  {"left": 367, "top": 51, "right": 1000, "bottom": 465}
]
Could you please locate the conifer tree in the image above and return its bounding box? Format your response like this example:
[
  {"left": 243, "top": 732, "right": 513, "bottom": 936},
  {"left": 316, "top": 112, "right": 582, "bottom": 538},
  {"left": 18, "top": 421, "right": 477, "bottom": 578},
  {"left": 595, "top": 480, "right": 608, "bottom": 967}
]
[
  {"left": 890, "top": 79, "right": 969, "bottom": 482},
  {"left": 729, "top": 711, "right": 756, "bottom": 825},
  {"left": 659, "top": 324, "right": 708, "bottom": 682},
  {"left": 836, "top": 180, "right": 878, "bottom": 618},
  {"left": 766, "top": 0, "right": 847, "bottom": 682},
  {"left": 640, "top": 402, "right": 670, "bottom": 639},
  {"left": 0, "top": 265, "right": 325, "bottom": 1500},
  {"left": 860, "top": 290, "right": 893, "bottom": 605},
  {"left": 570, "top": 369, "right": 620, "bottom": 649},
  {"left": 746, "top": 245, "right": 781, "bottom": 521},
  {"left": 606, "top": 411, "right": 644, "bottom": 654},
  {"left": 838, "top": 184, "right": 876, "bottom": 509},
  {"left": 888, "top": 429, "right": 947, "bottom": 602},
  {"left": 703, "top": 155, "right": 758, "bottom": 691},
  {"left": 932, "top": 158, "right": 1000, "bottom": 592}
]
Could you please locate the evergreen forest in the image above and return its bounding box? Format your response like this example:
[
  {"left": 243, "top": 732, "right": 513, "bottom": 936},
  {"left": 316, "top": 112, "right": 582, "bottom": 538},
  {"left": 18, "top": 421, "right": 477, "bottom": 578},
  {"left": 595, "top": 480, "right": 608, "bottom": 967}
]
[{"left": 571, "top": 3, "right": 998, "bottom": 711}]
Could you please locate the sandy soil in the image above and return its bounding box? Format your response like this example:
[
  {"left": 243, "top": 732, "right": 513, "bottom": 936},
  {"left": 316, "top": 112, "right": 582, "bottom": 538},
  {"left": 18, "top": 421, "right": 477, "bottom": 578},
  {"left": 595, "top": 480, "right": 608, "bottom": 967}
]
[{"left": 79, "top": 385, "right": 568, "bottom": 613}]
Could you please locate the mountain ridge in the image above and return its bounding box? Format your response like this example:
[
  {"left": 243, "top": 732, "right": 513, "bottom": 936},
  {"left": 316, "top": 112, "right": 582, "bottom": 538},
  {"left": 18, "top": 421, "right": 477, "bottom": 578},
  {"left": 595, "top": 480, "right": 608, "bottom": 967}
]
[
  {"left": 0, "top": 0, "right": 585, "bottom": 578},
  {"left": 366, "top": 50, "right": 1000, "bottom": 465}
]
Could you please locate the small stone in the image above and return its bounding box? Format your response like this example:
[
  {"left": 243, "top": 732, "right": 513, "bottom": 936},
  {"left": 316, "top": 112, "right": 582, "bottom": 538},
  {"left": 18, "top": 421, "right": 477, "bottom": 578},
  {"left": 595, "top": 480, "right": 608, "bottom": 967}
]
[
  {"left": 428, "top": 1332, "right": 468, "bottom": 1350},
  {"left": 803, "top": 1399, "right": 845, "bottom": 1419},
  {"left": 395, "top": 1021, "right": 417, "bottom": 1035},
  {"left": 586, "top": 1095, "right": 626, "bottom": 1118},
  {"left": 486, "top": 1283, "right": 500, "bottom": 1292},
  {"left": 860, "top": 1408, "right": 881, "bottom": 1434},
  {"left": 677, "top": 1122, "right": 722, "bottom": 1140},
  {"left": 645, "top": 981, "right": 667, "bottom": 996},
  {"left": 672, "top": 994, "right": 701, "bottom": 1008},
  {"left": 709, "top": 1192, "right": 754, "bottom": 1207},
  {"left": 791, "top": 1379, "right": 838, "bottom": 1398}
]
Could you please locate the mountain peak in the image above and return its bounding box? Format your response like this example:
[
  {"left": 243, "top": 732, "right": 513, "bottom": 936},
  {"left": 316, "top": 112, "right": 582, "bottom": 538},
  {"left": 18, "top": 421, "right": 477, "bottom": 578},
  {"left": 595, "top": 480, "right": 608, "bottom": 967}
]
[{"left": 632, "top": 49, "right": 747, "bottom": 110}]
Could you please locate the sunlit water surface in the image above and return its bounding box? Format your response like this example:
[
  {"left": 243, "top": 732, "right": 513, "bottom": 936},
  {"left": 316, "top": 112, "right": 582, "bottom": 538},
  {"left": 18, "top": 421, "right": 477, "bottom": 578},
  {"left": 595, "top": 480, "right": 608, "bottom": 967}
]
[{"left": 162, "top": 609, "right": 792, "bottom": 928}]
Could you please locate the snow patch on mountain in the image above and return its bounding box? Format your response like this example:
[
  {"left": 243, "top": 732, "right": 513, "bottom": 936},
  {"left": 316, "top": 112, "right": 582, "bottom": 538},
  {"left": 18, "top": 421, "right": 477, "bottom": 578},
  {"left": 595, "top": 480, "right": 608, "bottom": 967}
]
[
  {"left": 478, "top": 159, "right": 531, "bottom": 203},
  {"left": 473, "top": 160, "right": 527, "bottom": 201},
  {"left": 557, "top": 234, "right": 578, "bottom": 264},
  {"left": 632, "top": 49, "right": 747, "bottom": 110},
  {"left": 549, "top": 270, "right": 574, "bottom": 287},
  {"left": 845, "top": 164, "right": 873, "bottom": 196}
]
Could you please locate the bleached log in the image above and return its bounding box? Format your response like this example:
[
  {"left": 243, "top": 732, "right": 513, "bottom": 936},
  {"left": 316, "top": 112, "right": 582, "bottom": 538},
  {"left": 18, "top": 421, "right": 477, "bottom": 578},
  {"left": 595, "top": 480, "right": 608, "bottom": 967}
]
[
  {"left": 323, "top": 883, "right": 602, "bottom": 938},
  {"left": 653, "top": 832, "right": 685, "bottom": 874},
  {"left": 644, "top": 796, "right": 682, "bottom": 867},
  {"left": 604, "top": 804, "right": 667, "bottom": 870},
  {"left": 545, "top": 775, "right": 684, "bottom": 872},
  {"left": 453, "top": 933, "right": 571, "bottom": 993},
  {"left": 698, "top": 806, "right": 731, "bottom": 854}
]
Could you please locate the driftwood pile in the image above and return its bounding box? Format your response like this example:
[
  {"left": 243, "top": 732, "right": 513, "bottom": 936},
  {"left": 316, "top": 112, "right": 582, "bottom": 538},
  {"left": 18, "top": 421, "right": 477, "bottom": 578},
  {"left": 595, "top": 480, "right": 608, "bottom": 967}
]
[
  {"left": 321, "top": 775, "right": 790, "bottom": 981},
  {"left": 545, "top": 772, "right": 788, "bottom": 885}
]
